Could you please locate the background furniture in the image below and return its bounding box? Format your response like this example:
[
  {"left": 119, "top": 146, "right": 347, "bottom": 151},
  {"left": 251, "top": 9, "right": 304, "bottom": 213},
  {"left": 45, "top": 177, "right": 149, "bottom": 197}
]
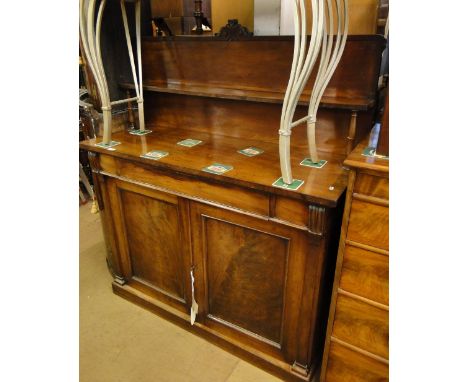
[{"left": 320, "top": 132, "right": 389, "bottom": 381}]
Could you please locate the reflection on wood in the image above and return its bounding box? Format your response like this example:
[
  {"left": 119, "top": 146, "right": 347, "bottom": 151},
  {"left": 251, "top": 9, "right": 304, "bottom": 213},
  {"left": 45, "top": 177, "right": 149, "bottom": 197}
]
[
  {"left": 204, "top": 217, "right": 288, "bottom": 343},
  {"left": 121, "top": 190, "right": 185, "bottom": 300}
]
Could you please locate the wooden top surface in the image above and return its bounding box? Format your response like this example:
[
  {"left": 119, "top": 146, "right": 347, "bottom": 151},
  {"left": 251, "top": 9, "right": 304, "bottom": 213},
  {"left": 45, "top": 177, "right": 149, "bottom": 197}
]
[
  {"left": 121, "top": 82, "right": 374, "bottom": 111},
  {"left": 344, "top": 129, "right": 389, "bottom": 173},
  {"left": 80, "top": 124, "right": 349, "bottom": 207}
]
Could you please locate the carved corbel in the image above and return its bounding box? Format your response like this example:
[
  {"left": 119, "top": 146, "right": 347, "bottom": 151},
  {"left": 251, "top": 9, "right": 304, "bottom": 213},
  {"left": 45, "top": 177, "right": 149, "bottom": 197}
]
[{"left": 308, "top": 204, "right": 327, "bottom": 236}]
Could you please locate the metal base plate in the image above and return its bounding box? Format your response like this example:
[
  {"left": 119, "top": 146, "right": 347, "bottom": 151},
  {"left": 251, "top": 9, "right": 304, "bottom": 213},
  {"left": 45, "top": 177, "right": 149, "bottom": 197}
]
[
  {"left": 95, "top": 141, "right": 121, "bottom": 150},
  {"left": 140, "top": 150, "right": 169, "bottom": 160},
  {"left": 129, "top": 129, "right": 152, "bottom": 136},
  {"left": 300, "top": 158, "right": 327, "bottom": 168},
  {"left": 272, "top": 177, "right": 304, "bottom": 191},
  {"left": 362, "top": 146, "right": 389, "bottom": 159}
]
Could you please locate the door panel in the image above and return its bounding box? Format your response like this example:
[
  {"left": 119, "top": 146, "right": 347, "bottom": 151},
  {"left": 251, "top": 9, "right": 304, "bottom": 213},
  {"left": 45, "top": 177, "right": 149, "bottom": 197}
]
[
  {"left": 107, "top": 178, "right": 191, "bottom": 314},
  {"left": 120, "top": 190, "right": 185, "bottom": 300},
  {"left": 204, "top": 217, "right": 288, "bottom": 344},
  {"left": 190, "top": 201, "right": 316, "bottom": 364}
]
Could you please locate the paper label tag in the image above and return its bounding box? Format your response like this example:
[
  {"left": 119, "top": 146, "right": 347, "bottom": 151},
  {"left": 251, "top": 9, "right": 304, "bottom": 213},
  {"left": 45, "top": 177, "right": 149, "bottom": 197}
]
[
  {"left": 190, "top": 269, "right": 198, "bottom": 326},
  {"left": 140, "top": 150, "right": 169, "bottom": 160},
  {"left": 202, "top": 163, "right": 233, "bottom": 175},
  {"left": 177, "top": 139, "right": 203, "bottom": 147},
  {"left": 272, "top": 177, "right": 304, "bottom": 191},
  {"left": 238, "top": 147, "right": 264, "bottom": 157},
  {"left": 300, "top": 158, "right": 327, "bottom": 168}
]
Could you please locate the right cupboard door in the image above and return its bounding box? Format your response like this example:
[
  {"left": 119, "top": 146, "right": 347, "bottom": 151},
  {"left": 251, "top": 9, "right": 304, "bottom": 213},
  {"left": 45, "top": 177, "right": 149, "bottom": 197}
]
[{"left": 189, "top": 201, "right": 326, "bottom": 369}]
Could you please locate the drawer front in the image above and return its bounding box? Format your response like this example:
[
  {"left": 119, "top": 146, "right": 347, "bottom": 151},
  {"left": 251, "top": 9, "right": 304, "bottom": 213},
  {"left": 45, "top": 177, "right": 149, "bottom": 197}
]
[
  {"left": 347, "top": 199, "right": 389, "bottom": 250},
  {"left": 354, "top": 172, "right": 389, "bottom": 200},
  {"left": 341, "top": 245, "right": 389, "bottom": 305},
  {"left": 325, "top": 341, "right": 388, "bottom": 382},
  {"left": 275, "top": 196, "right": 310, "bottom": 228},
  {"left": 99, "top": 154, "right": 270, "bottom": 216},
  {"left": 332, "top": 294, "right": 389, "bottom": 359}
]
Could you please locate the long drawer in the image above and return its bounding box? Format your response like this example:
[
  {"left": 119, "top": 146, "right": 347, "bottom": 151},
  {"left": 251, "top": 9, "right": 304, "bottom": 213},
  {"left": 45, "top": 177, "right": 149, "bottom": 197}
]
[
  {"left": 332, "top": 293, "right": 389, "bottom": 359},
  {"left": 326, "top": 341, "right": 389, "bottom": 382},
  {"left": 98, "top": 153, "right": 328, "bottom": 232},
  {"left": 340, "top": 245, "right": 389, "bottom": 305},
  {"left": 99, "top": 154, "right": 270, "bottom": 215},
  {"left": 347, "top": 199, "right": 389, "bottom": 250}
]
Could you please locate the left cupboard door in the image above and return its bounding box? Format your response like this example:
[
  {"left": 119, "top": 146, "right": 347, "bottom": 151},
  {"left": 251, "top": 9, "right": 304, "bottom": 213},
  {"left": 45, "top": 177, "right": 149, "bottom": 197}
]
[{"left": 106, "top": 177, "right": 192, "bottom": 315}]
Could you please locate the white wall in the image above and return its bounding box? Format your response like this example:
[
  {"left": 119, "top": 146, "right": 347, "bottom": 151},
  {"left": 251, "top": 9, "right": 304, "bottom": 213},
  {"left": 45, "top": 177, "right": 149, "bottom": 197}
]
[
  {"left": 254, "top": 0, "right": 281, "bottom": 35},
  {"left": 279, "top": 0, "right": 295, "bottom": 35}
]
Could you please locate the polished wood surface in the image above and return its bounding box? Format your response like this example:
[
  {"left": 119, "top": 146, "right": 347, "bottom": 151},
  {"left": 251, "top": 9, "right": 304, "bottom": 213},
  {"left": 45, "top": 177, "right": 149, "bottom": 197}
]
[
  {"left": 321, "top": 133, "right": 389, "bottom": 381},
  {"left": 333, "top": 294, "right": 389, "bottom": 359},
  {"left": 99, "top": 152, "right": 271, "bottom": 216},
  {"left": 344, "top": 136, "right": 390, "bottom": 173},
  {"left": 326, "top": 342, "right": 388, "bottom": 382},
  {"left": 80, "top": 125, "right": 349, "bottom": 207},
  {"left": 347, "top": 199, "right": 389, "bottom": 250},
  {"left": 87, "top": 146, "right": 341, "bottom": 381},
  {"left": 354, "top": 172, "right": 389, "bottom": 200},
  {"left": 107, "top": 178, "right": 192, "bottom": 313},
  {"left": 340, "top": 245, "right": 389, "bottom": 305},
  {"left": 189, "top": 201, "right": 334, "bottom": 374},
  {"left": 121, "top": 81, "right": 375, "bottom": 110},
  {"left": 203, "top": 216, "right": 287, "bottom": 343},
  {"left": 80, "top": 34, "right": 385, "bottom": 381},
  {"left": 142, "top": 93, "right": 356, "bottom": 158},
  {"left": 139, "top": 35, "right": 385, "bottom": 109}
]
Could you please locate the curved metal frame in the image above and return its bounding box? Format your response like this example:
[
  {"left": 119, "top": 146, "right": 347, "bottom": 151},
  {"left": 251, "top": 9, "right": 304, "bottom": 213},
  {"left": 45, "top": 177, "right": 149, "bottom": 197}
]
[
  {"left": 79, "top": 0, "right": 146, "bottom": 146},
  {"left": 279, "top": 0, "right": 349, "bottom": 184}
]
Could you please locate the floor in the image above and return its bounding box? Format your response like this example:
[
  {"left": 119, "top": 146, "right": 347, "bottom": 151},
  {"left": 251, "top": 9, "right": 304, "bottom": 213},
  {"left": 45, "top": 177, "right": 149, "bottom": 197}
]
[{"left": 80, "top": 204, "right": 283, "bottom": 382}]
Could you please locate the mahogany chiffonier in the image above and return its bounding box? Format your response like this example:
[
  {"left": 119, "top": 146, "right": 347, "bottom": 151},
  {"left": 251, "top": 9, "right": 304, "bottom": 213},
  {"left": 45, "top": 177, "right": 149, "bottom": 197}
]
[
  {"left": 320, "top": 135, "right": 389, "bottom": 381},
  {"left": 80, "top": 35, "right": 386, "bottom": 381}
]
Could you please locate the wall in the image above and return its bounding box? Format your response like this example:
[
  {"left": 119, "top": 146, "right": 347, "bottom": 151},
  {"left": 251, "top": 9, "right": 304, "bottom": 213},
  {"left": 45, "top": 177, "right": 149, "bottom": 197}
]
[
  {"left": 211, "top": 0, "right": 254, "bottom": 34},
  {"left": 254, "top": 0, "right": 281, "bottom": 36},
  {"left": 279, "top": 0, "right": 379, "bottom": 35}
]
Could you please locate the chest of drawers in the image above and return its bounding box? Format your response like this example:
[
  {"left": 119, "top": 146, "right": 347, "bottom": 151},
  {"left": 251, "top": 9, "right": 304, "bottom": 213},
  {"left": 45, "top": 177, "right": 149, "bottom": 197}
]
[{"left": 321, "top": 139, "right": 389, "bottom": 381}]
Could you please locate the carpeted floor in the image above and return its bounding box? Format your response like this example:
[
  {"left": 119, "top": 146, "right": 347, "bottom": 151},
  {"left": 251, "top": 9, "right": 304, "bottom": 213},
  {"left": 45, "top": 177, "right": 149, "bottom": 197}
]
[{"left": 79, "top": 204, "right": 282, "bottom": 382}]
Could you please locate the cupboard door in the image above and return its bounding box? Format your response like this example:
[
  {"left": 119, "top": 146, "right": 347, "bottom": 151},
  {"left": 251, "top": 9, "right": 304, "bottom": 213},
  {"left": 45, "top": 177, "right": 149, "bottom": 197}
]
[
  {"left": 106, "top": 177, "right": 191, "bottom": 315},
  {"left": 190, "top": 201, "right": 322, "bottom": 366}
]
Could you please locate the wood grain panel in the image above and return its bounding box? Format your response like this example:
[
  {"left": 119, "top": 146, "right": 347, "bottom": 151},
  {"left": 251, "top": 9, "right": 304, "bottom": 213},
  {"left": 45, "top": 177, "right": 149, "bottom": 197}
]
[
  {"left": 120, "top": 189, "right": 186, "bottom": 301},
  {"left": 347, "top": 200, "right": 389, "bottom": 250},
  {"left": 204, "top": 217, "right": 288, "bottom": 344},
  {"left": 325, "top": 341, "right": 388, "bottom": 382},
  {"left": 141, "top": 36, "right": 385, "bottom": 103},
  {"left": 341, "top": 245, "right": 388, "bottom": 305},
  {"left": 274, "top": 196, "right": 309, "bottom": 228},
  {"left": 354, "top": 172, "right": 389, "bottom": 200},
  {"left": 144, "top": 93, "right": 351, "bottom": 156},
  {"left": 332, "top": 294, "right": 388, "bottom": 359}
]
